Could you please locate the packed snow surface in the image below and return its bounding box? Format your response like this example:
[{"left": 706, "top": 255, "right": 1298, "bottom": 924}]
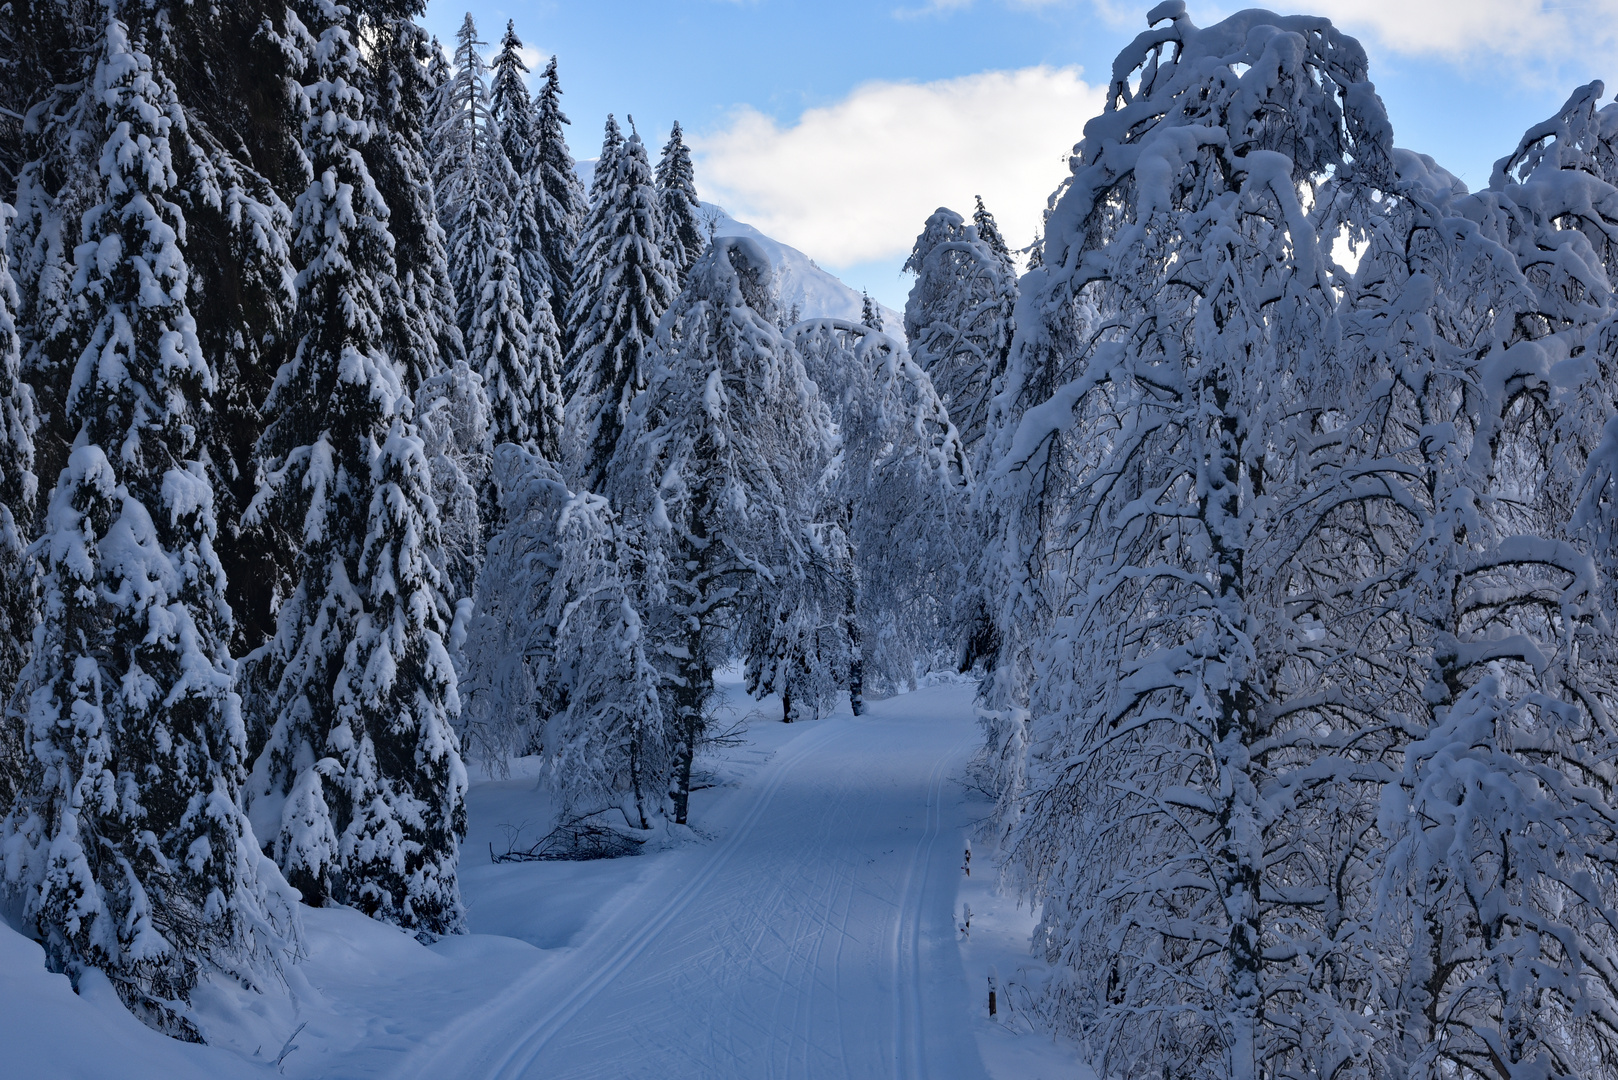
[{"left": 2, "top": 675, "right": 1085, "bottom": 1079}]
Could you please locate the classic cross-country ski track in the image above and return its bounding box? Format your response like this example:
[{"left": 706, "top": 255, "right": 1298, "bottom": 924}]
[{"left": 401, "top": 687, "right": 990, "bottom": 1080}]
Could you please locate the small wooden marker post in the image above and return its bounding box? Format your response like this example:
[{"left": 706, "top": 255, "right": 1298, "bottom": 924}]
[{"left": 987, "top": 965, "right": 999, "bottom": 1018}]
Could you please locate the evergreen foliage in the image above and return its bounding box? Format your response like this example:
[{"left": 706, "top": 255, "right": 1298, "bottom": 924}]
[
  {"left": 0, "top": 201, "right": 38, "bottom": 809},
  {"left": 563, "top": 129, "right": 678, "bottom": 490},
  {"left": 246, "top": 0, "right": 465, "bottom": 935},
  {"left": 0, "top": 9, "right": 298, "bottom": 1036},
  {"left": 471, "top": 224, "right": 536, "bottom": 448},
  {"left": 530, "top": 57, "right": 587, "bottom": 331},
  {"left": 655, "top": 121, "right": 704, "bottom": 284}
]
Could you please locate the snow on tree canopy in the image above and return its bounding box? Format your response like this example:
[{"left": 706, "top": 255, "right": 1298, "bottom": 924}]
[
  {"left": 246, "top": 0, "right": 465, "bottom": 937},
  {"left": 563, "top": 129, "right": 678, "bottom": 491},
  {"left": 979, "top": 6, "right": 1402, "bottom": 1077},
  {"left": 606, "top": 236, "right": 832, "bottom": 824},
  {"left": 530, "top": 56, "right": 588, "bottom": 332},
  {"left": 1, "top": 7, "right": 299, "bottom": 1039}
]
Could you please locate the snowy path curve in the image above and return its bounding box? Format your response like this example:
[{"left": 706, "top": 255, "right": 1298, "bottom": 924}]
[{"left": 403, "top": 689, "right": 989, "bottom": 1080}]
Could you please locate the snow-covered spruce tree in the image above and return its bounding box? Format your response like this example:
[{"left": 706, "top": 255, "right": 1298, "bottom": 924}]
[
  {"left": 246, "top": 0, "right": 465, "bottom": 934},
  {"left": 0, "top": 9, "right": 297, "bottom": 1036},
  {"left": 431, "top": 13, "right": 515, "bottom": 339},
  {"left": 0, "top": 201, "right": 39, "bottom": 810},
  {"left": 609, "top": 237, "right": 830, "bottom": 822},
  {"left": 489, "top": 20, "right": 533, "bottom": 184},
  {"left": 972, "top": 194, "right": 1015, "bottom": 272},
  {"left": 530, "top": 56, "right": 587, "bottom": 332},
  {"left": 130, "top": 1, "right": 308, "bottom": 662},
  {"left": 488, "top": 20, "right": 549, "bottom": 330},
  {"left": 986, "top": 6, "right": 1398, "bottom": 1076},
  {"left": 587, "top": 113, "right": 623, "bottom": 205},
  {"left": 858, "top": 290, "right": 882, "bottom": 331},
  {"left": 471, "top": 219, "right": 536, "bottom": 449},
  {"left": 360, "top": 10, "right": 489, "bottom": 602},
  {"left": 563, "top": 113, "right": 624, "bottom": 355},
  {"left": 903, "top": 205, "right": 1016, "bottom": 467},
  {"left": 1321, "top": 87, "right": 1618, "bottom": 1076},
  {"left": 1, "top": 2, "right": 306, "bottom": 665},
  {"left": 364, "top": 9, "right": 462, "bottom": 394},
  {"left": 527, "top": 283, "right": 566, "bottom": 462},
  {"left": 563, "top": 128, "right": 679, "bottom": 489},
  {"left": 792, "top": 318, "right": 972, "bottom": 701},
  {"left": 656, "top": 121, "right": 704, "bottom": 285}
]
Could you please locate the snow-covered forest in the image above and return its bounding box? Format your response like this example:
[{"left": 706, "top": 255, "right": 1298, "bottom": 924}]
[{"left": 6, "top": 1, "right": 1618, "bottom": 1077}]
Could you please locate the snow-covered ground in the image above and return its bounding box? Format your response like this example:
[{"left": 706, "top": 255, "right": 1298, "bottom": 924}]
[{"left": 3, "top": 674, "right": 1087, "bottom": 1078}]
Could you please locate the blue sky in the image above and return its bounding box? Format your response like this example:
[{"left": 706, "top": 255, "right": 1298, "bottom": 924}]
[{"left": 422, "top": 1, "right": 1618, "bottom": 308}]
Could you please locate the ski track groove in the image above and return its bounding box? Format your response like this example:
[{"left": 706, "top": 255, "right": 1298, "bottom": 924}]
[
  {"left": 893, "top": 732, "right": 965, "bottom": 1080},
  {"left": 399, "top": 703, "right": 988, "bottom": 1080},
  {"left": 406, "top": 719, "right": 843, "bottom": 1080},
  {"left": 488, "top": 720, "right": 841, "bottom": 1080}
]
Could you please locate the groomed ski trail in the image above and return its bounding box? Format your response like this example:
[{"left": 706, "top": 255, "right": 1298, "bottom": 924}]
[{"left": 403, "top": 686, "right": 990, "bottom": 1080}]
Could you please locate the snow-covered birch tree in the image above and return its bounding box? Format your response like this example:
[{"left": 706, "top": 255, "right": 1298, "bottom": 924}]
[
  {"left": 985, "top": 7, "right": 1399, "bottom": 1075},
  {"left": 903, "top": 204, "right": 1016, "bottom": 466}
]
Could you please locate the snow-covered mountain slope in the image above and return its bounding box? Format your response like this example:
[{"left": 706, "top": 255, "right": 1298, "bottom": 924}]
[
  {"left": 577, "top": 159, "right": 904, "bottom": 334},
  {"left": 699, "top": 205, "right": 905, "bottom": 335}
]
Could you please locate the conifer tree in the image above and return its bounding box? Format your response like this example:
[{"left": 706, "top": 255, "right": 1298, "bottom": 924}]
[
  {"left": 431, "top": 13, "right": 512, "bottom": 338},
  {"left": 2, "top": 8, "right": 297, "bottom": 1035},
  {"left": 903, "top": 205, "right": 1016, "bottom": 464},
  {"left": 472, "top": 222, "right": 536, "bottom": 448},
  {"left": 366, "top": 12, "right": 462, "bottom": 394},
  {"left": 247, "top": 0, "right": 465, "bottom": 935},
  {"left": 362, "top": 11, "right": 489, "bottom": 602},
  {"left": 489, "top": 21, "right": 533, "bottom": 177},
  {"left": 656, "top": 121, "right": 704, "bottom": 284},
  {"left": 563, "top": 129, "right": 678, "bottom": 489},
  {"left": 530, "top": 57, "right": 587, "bottom": 331},
  {"left": 608, "top": 237, "right": 831, "bottom": 823},
  {"left": 488, "top": 20, "right": 550, "bottom": 326},
  {"left": 971, "top": 195, "right": 1013, "bottom": 272},
  {"left": 859, "top": 290, "right": 883, "bottom": 331},
  {"left": 588, "top": 114, "right": 623, "bottom": 204},
  {"left": 528, "top": 286, "right": 566, "bottom": 462},
  {"left": 565, "top": 113, "right": 625, "bottom": 343},
  {"left": 0, "top": 201, "right": 39, "bottom": 809}
]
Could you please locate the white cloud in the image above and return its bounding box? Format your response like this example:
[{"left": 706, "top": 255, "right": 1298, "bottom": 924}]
[
  {"left": 691, "top": 67, "right": 1102, "bottom": 267},
  {"left": 517, "top": 43, "right": 546, "bottom": 79},
  {"left": 1305, "top": 0, "right": 1618, "bottom": 61}
]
